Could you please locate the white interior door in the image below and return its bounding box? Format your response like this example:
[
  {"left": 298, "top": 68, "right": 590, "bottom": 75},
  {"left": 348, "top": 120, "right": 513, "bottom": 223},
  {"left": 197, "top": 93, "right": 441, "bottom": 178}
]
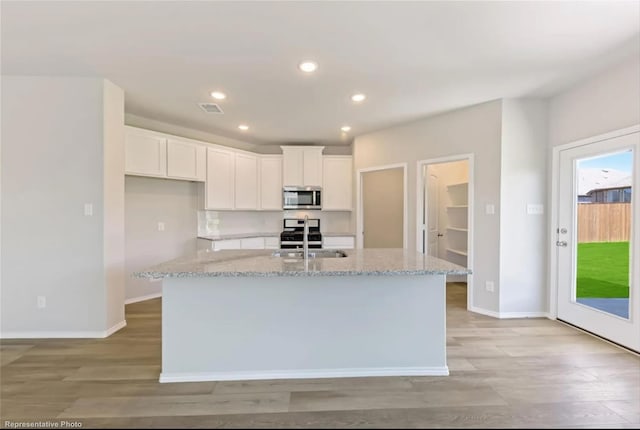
[
  {"left": 557, "top": 131, "right": 639, "bottom": 352},
  {"left": 427, "top": 173, "right": 440, "bottom": 257}
]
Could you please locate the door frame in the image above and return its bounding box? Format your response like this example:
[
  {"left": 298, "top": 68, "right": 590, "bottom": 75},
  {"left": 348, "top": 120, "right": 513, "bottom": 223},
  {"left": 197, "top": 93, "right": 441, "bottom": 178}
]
[
  {"left": 356, "top": 163, "right": 408, "bottom": 249},
  {"left": 416, "top": 154, "right": 474, "bottom": 311},
  {"left": 549, "top": 124, "right": 640, "bottom": 320}
]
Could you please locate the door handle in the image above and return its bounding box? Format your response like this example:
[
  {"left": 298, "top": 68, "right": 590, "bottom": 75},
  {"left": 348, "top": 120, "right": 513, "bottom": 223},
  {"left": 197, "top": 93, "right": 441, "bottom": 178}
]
[
  {"left": 437, "top": 233, "right": 444, "bottom": 237},
  {"left": 556, "top": 241, "right": 568, "bottom": 247}
]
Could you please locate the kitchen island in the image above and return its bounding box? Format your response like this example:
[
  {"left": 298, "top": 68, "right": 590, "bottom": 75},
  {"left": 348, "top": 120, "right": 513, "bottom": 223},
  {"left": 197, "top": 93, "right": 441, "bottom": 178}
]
[{"left": 136, "top": 248, "right": 470, "bottom": 383}]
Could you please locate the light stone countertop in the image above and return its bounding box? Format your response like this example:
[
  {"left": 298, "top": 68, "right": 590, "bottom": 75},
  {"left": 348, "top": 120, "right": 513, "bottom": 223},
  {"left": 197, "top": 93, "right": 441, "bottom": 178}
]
[
  {"left": 135, "top": 248, "right": 471, "bottom": 278},
  {"left": 198, "top": 232, "right": 280, "bottom": 241}
]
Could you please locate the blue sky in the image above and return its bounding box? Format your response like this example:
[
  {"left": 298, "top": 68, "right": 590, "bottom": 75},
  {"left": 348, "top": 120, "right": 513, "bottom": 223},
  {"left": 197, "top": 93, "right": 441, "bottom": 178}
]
[{"left": 578, "top": 150, "right": 633, "bottom": 173}]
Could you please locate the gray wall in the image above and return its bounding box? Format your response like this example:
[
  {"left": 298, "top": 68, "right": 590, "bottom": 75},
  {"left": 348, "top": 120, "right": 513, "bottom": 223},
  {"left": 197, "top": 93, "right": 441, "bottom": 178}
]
[
  {"left": 125, "top": 176, "right": 202, "bottom": 302},
  {"left": 353, "top": 100, "right": 503, "bottom": 313},
  {"left": 1, "top": 76, "right": 124, "bottom": 335},
  {"left": 500, "top": 99, "right": 548, "bottom": 314},
  {"left": 549, "top": 55, "right": 640, "bottom": 147}
]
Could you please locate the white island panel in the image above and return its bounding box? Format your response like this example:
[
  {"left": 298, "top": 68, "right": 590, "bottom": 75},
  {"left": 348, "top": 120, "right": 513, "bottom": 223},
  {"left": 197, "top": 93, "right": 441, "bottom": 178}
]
[{"left": 161, "top": 274, "right": 447, "bottom": 382}]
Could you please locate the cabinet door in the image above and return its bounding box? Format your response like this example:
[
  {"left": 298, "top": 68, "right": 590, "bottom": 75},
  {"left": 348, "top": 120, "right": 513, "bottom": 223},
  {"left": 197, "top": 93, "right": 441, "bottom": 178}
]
[
  {"left": 167, "top": 139, "right": 201, "bottom": 180},
  {"left": 323, "top": 156, "right": 352, "bottom": 210},
  {"left": 234, "top": 153, "right": 259, "bottom": 210},
  {"left": 125, "top": 130, "right": 167, "bottom": 177},
  {"left": 260, "top": 156, "right": 283, "bottom": 210},
  {"left": 240, "top": 237, "right": 265, "bottom": 249},
  {"left": 302, "top": 148, "right": 324, "bottom": 186},
  {"left": 323, "top": 236, "right": 355, "bottom": 249},
  {"left": 282, "top": 147, "right": 304, "bottom": 186},
  {"left": 213, "top": 239, "right": 241, "bottom": 250},
  {"left": 264, "top": 237, "right": 280, "bottom": 249},
  {"left": 206, "top": 148, "right": 235, "bottom": 210}
]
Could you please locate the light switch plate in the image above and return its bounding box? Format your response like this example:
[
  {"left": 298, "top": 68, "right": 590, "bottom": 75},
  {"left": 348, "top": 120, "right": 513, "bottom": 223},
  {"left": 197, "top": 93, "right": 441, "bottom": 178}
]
[
  {"left": 84, "top": 203, "right": 93, "bottom": 216},
  {"left": 527, "top": 204, "right": 544, "bottom": 215},
  {"left": 485, "top": 204, "right": 495, "bottom": 215}
]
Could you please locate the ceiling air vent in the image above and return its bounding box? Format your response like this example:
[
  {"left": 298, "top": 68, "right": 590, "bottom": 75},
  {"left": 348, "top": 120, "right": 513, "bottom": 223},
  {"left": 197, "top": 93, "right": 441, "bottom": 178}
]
[{"left": 198, "top": 103, "right": 224, "bottom": 114}]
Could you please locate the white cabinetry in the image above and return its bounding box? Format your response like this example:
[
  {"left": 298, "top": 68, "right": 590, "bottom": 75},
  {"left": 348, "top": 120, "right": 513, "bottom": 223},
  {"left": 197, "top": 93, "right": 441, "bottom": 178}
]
[
  {"left": 444, "top": 182, "right": 468, "bottom": 266},
  {"left": 240, "top": 237, "right": 265, "bottom": 249},
  {"left": 322, "top": 156, "right": 352, "bottom": 211},
  {"left": 206, "top": 149, "right": 267, "bottom": 211},
  {"left": 259, "top": 156, "right": 283, "bottom": 210},
  {"left": 234, "top": 153, "right": 259, "bottom": 210},
  {"left": 198, "top": 236, "right": 279, "bottom": 251},
  {"left": 281, "top": 146, "right": 324, "bottom": 186},
  {"left": 125, "top": 127, "right": 206, "bottom": 182},
  {"left": 167, "top": 139, "right": 206, "bottom": 181},
  {"left": 206, "top": 147, "right": 235, "bottom": 210},
  {"left": 323, "top": 236, "right": 355, "bottom": 249},
  {"left": 264, "top": 237, "right": 280, "bottom": 249},
  {"left": 125, "top": 129, "right": 167, "bottom": 177}
]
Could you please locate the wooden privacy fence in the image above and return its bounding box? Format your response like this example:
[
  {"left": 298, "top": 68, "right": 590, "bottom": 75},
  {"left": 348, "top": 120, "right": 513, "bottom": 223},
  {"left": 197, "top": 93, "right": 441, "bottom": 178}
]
[{"left": 578, "top": 203, "right": 631, "bottom": 243}]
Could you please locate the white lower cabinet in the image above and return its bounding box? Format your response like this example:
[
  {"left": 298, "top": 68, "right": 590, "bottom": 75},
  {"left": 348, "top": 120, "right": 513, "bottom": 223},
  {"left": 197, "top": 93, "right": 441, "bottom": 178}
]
[
  {"left": 198, "top": 236, "right": 279, "bottom": 251},
  {"left": 264, "top": 237, "right": 280, "bottom": 249},
  {"left": 240, "top": 237, "right": 265, "bottom": 249},
  {"left": 323, "top": 236, "right": 355, "bottom": 249}
]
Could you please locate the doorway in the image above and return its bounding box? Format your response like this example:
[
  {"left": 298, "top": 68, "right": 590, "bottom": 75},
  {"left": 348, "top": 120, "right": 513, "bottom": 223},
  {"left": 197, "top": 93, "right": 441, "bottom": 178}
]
[
  {"left": 357, "top": 163, "right": 407, "bottom": 249},
  {"left": 553, "top": 128, "right": 639, "bottom": 352},
  {"left": 417, "top": 155, "right": 473, "bottom": 308}
]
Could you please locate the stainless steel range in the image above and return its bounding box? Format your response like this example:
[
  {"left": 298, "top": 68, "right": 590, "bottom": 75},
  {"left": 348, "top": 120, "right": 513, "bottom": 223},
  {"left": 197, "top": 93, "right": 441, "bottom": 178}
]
[{"left": 280, "top": 218, "right": 322, "bottom": 249}]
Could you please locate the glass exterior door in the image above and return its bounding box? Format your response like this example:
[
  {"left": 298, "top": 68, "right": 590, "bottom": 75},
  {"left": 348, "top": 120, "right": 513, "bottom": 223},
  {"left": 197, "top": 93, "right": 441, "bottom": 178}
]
[{"left": 557, "top": 131, "right": 639, "bottom": 352}]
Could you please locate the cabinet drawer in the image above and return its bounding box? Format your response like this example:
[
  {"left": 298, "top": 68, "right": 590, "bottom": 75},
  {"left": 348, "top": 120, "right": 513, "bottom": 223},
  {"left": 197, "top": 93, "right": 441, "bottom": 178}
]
[{"left": 323, "top": 236, "right": 355, "bottom": 249}]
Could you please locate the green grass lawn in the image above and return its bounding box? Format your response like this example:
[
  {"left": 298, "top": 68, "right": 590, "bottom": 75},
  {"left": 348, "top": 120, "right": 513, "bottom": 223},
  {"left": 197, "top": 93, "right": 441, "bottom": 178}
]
[{"left": 577, "top": 241, "right": 629, "bottom": 298}]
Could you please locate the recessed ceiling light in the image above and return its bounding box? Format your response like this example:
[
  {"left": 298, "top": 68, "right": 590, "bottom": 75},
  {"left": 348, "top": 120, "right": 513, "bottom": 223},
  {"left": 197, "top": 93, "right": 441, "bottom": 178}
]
[
  {"left": 351, "top": 93, "right": 366, "bottom": 102},
  {"left": 298, "top": 61, "right": 318, "bottom": 73},
  {"left": 210, "top": 91, "right": 226, "bottom": 100},
  {"left": 238, "top": 124, "right": 249, "bottom": 131},
  {"left": 341, "top": 126, "right": 351, "bottom": 132}
]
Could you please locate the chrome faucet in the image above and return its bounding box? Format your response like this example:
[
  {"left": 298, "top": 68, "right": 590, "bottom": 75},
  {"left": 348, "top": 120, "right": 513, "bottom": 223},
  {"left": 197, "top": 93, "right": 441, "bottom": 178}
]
[{"left": 303, "top": 215, "right": 309, "bottom": 261}]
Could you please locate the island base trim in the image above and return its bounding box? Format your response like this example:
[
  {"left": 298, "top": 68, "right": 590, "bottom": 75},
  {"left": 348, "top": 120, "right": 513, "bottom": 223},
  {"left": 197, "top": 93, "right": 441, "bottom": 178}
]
[{"left": 159, "top": 366, "right": 450, "bottom": 383}]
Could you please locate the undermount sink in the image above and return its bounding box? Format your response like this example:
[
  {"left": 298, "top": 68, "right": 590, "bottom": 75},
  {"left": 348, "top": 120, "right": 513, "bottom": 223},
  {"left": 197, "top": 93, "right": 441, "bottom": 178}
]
[{"left": 272, "top": 250, "right": 348, "bottom": 259}]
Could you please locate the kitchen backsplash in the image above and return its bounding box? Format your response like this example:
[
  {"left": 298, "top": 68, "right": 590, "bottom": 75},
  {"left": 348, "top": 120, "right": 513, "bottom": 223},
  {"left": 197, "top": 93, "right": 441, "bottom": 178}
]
[{"left": 197, "top": 210, "right": 352, "bottom": 236}]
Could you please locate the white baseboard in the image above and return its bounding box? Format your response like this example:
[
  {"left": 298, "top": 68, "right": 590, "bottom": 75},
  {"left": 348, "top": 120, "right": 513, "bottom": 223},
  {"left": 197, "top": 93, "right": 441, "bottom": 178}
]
[
  {"left": 469, "top": 305, "right": 549, "bottom": 319},
  {"left": 125, "top": 292, "right": 162, "bottom": 304},
  {"left": 159, "top": 366, "right": 449, "bottom": 383},
  {"left": 0, "top": 319, "right": 127, "bottom": 339}
]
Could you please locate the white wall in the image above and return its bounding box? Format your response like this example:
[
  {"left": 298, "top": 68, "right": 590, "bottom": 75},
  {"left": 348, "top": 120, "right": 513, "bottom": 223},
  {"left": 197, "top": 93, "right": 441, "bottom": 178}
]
[
  {"left": 353, "top": 100, "right": 503, "bottom": 313},
  {"left": 103, "top": 80, "right": 126, "bottom": 328},
  {"left": 125, "top": 176, "right": 202, "bottom": 302},
  {"left": 549, "top": 55, "right": 640, "bottom": 147},
  {"left": 1, "top": 76, "right": 125, "bottom": 336},
  {"left": 500, "top": 99, "right": 548, "bottom": 315}
]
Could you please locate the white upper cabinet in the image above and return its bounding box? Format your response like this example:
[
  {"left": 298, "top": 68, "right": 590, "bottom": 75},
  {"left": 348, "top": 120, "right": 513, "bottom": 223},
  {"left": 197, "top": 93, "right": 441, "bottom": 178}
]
[
  {"left": 322, "top": 156, "right": 353, "bottom": 211},
  {"left": 260, "top": 156, "right": 283, "bottom": 210},
  {"left": 281, "top": 146, "right": 324, "bottom": 186},
  {"left": 125, "top": 128, "right": 167, "bottom": 177},
  {"left": 206, "top": 147, "right": 235, "bottom": 210},
  {"left": 167, "top": 139, "right": 206, "bottom": 181},
  {"left": 125, "top": 126, "right": 205, "bottom": 182},
  {"left": 234, "top": 153, "right": 259, "bottom": 210}
]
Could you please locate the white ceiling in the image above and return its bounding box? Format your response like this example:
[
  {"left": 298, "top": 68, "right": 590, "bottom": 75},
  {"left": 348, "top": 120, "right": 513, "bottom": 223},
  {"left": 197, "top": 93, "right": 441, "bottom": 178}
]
[{"left": 2, "top": 1, "right": 639, "bottom": 146}]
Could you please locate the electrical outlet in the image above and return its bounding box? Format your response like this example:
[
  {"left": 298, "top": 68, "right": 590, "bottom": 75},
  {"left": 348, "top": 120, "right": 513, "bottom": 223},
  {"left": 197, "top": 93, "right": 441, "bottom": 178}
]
[
  {"left": 37, "top": 296, "right": 46, "bottom": 309},
  {"left": 485, "top": 281, "right": 495, "bottom": 292},
  {"left": 485, "top": 204, "right": 495, "bottom": 215},
  {"left": 158, "top": 222, "right": 165, "bottom": 231}
]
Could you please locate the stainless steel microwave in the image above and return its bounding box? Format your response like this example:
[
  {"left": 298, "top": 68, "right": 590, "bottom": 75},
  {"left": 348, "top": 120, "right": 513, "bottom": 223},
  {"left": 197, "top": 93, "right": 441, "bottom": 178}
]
[{"left": 283, "top": 186, "right": 322, "bottom": 210}]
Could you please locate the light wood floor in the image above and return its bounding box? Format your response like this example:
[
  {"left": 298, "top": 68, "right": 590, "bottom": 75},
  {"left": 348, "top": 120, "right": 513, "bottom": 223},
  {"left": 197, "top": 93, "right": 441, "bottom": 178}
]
[{"left": 1, "top": 283, "right": 639, "bottom": 428}]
